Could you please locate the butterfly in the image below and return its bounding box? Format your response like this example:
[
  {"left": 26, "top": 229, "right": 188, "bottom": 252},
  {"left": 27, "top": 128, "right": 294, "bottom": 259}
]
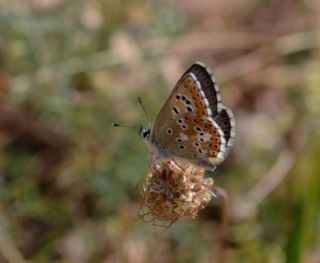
[{"left": 139, "top": 62, "right": 235, "bottom": 171}]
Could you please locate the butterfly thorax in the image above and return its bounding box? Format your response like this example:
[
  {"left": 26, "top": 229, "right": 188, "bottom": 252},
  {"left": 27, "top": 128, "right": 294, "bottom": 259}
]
[{"left": 143, "top": 138, "right": 168, "bottom": 162}]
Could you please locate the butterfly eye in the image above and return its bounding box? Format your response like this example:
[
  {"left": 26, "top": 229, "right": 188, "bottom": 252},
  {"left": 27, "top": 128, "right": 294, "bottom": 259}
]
[{"left": 140, "top": 128, "right": 150, "bottom": 139}]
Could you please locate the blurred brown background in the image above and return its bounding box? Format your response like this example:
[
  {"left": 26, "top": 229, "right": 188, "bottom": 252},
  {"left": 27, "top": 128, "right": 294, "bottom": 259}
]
[{"left": 0, "top": 0, "right": 320, "bottom": 262}]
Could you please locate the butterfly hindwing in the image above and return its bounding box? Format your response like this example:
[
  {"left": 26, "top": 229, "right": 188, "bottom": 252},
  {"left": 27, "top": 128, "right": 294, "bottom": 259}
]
[
  {"left": 161, "top": 114, "right": 227, "bottom": 170},
  {"left": 213, "top": 106, "right": 235, "bottom": 148}
]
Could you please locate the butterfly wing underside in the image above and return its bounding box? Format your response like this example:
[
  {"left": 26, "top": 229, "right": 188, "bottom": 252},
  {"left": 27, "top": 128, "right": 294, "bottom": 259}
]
[{"left": 150, "top": 62, "right": 235, "bottom": 170}]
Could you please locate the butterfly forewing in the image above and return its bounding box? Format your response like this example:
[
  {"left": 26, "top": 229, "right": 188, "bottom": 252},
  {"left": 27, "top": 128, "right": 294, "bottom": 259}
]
[
  {"left": 180, "top": 63, "right": 222, "bottom": 115},
  {"left": 151, "top": 75, "right": 211, "bottom": 137}
]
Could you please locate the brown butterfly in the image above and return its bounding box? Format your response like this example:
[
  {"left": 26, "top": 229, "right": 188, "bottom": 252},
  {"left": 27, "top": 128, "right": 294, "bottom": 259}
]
[{"left": 139, "top": 62, "right": 235, "bottom": 171}]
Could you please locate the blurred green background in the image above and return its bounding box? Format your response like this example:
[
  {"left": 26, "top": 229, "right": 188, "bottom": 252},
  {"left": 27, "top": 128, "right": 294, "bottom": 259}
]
[{"left": 0, "top": 0, "right": 320, "bottom": 262}]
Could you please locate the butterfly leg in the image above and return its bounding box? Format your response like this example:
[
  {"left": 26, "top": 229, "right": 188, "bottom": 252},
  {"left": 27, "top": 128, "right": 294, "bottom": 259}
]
[
  {"left": 168, "top": 156, "right": 185, "bottom": 172},
  {"left": 196, "top": 159, "right": 217, "bottom": 172}
]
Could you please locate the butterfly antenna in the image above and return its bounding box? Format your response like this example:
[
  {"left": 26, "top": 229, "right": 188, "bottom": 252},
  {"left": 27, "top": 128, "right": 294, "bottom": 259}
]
[
  {"left": 138, "top": 97, "right": 152, "bottom": 128},
  {"left": 112, "top": 123, "right": 142, "bottom": 129}
]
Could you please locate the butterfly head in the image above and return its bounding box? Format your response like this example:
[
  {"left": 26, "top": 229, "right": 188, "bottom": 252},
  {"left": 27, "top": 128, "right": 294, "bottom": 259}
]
[
  {"left": 139, "top": 126, "right": 162, "bottom": 158},
  {"left": 139, "top": 127, "right": 151, "bottom": 140}
]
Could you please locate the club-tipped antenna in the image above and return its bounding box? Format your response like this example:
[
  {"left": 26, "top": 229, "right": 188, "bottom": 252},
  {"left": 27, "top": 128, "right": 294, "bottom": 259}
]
[
  {"left": 112, "top": 123, "right": 142, "bottom": 129},
  {"left": 138, "top": 97, "right": 151, "bottom": 128}
]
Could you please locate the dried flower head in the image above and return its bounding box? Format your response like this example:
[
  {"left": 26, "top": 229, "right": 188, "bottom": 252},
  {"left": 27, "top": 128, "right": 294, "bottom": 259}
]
[{"left": 140, "top": 160, "right": 214, "bottom": 222}]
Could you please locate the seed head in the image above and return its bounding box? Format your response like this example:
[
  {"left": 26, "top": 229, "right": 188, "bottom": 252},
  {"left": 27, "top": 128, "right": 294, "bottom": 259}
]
[{"left": 141, "top": 160, "right": 214, "bottom": 222}]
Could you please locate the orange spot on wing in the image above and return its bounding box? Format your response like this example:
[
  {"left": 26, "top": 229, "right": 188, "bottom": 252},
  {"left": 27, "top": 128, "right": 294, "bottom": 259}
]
[
  {"left": 184, "top": 114, "right": 192, "bottom": 121},
  {"left": 207, "top": 152, "right": 216, "bottom": 158},
  {"left": 193, "top": 118, "right": 204, "bottom": 124},
  {"left": 204, "top": 122, "right": 213, "bottom": 128},
  {"left": 195, "top": 101, "right": 205, "bottom": 114},
  {"left": 209, "top": 128, "right": 217, "bottom": 135},
  {"left": 210, "top": 144, "right": 217, "bottom": 149}
]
